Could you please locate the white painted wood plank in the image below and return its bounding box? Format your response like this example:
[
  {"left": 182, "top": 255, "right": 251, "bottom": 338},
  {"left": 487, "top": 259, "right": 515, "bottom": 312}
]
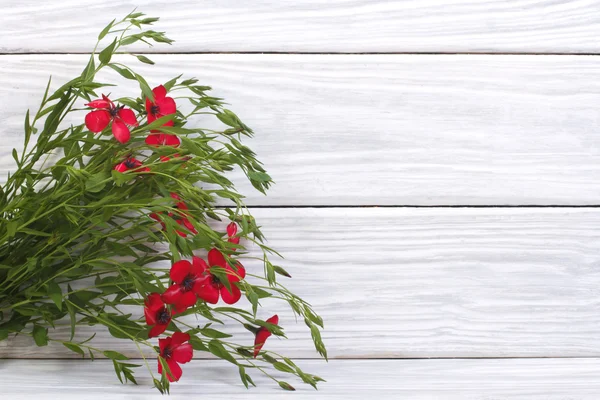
[
  {"left": 3, "top": 1, "right": 600, "bottom": 53},
  {"left": 2, "top": 208, "right": 600, "bottom": 359},
  {"left": 3, "top": 54, "right": 600, "bottom": 205},
  {"left": 2, "top": 359, "right": 600, "bottom": 399}
]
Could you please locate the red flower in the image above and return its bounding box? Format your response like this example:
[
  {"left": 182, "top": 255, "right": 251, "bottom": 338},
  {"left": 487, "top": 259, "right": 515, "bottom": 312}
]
[
  {"left": 146, "top": 133, "right": 181, "bottom": 147},
  {"left": 227, "top": 222, "right": 240, "bottom": 245},
  {"left": 254, "top": 315, "right": 279, "bottom": 358},
  {"left": 158, "top": 332, "right": 193, "bottom": 382},
  {"left": 84, "top": 95, "right": 138, "bottom": 144},
  {"left": 162, "top": 256, "right": 208, "bottom": 312},
  {"left": 145, "top": 85, "right": 180, "bottom": 146},
  {"left": 150, "top": 193, "right": 197, "bottom": 237},
  {"left": 196, "top": 249, "right": 246, "bottom": 305},
  {"left": 114, "top": 156, "right": 149, "bottom": 173},
  {"left": 144, "top": 293, "right": 172, "bottom": 338}
]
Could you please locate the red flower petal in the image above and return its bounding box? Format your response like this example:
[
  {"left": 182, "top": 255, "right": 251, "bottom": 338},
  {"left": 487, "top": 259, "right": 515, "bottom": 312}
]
[
  {"left": 85, "top": 110, "right": 111, "bottom": 133},
  {"left": 170, "top": 193, "right": 187, "bottom": 210},
  {"left": 153, "top": 85, "right": 167, "bottom": 101},
  {"left": 171, "top": 332, "right": 190, "bottom": 346},
  {"left": 196, "top": 282, "right": 219, "bottom": 304},
  {"left": 149, "top": 323, "right": 168, "bottom": 338},
  {"left": 145, "top": 97, "right": 154, "bottom": 115},
  {"left": 114, "top": 162, "right": 128, "bottom": 172},
  {"left": 111, "top": 119, "right": 131, "bottom": 144},
  {"left": 177, "top": 218, "right": 197, "bottom": 235},
  {"left": 156, "top": 96, "right": 176, "bottom": 115},
  {"left": 191, "top": 256, "right": 208, "bottom": 276},
  {"left": 162, "top": 133, "right": 180, "bottom": 146},
  {"left": 266, "top": 315, "right": 279, "bottom": 325},
  {"left": 220, "top": 284, "right": 241, "bottom": 305},
  {"left": 170, "top": 260, "right": 192, "bottom": 283},
  {"left": 144, "top": 307, "right": 157, "bottom": 326},
  {"left": 226, "top": 262, "right": 246, "bottom": 282},
  {"left": 178, "top": 290, "right": 197, "bottom": 309},
  {"left": 226, "top": 222, "right": 238, "bottom": 237},
  {"left": 254, "top": 329, "right": 273, "bottom": 358},
  {"left": 208, "top": 248, "right": 226, "bottom": 268},
  {"left": 158, "top": 357, "right": 183, "bottom": 382},
  {"left": 145, "top": 134, "right": 162, "bottom": 146},
  {"left": 86, "top": 99, "right": 111, "bottom": 109},
  {"left": 172, "top": 343, "right": 193, "bottom": 364},
  {"left": 145, "top": 293, "right": 164, "bottom": 311},
  {"left": 162, "top": 284, "right": 184, "bottom": 305},
  {"left": 118, "top": 108, "right": 138, "bottom": 126},
  {"left": 159, "top": 337, "right": 172, "bottom": 354}
]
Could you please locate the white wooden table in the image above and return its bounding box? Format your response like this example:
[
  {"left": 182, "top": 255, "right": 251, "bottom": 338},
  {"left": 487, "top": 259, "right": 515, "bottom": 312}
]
[{"left": 2, "top": 1, "right": 600, "bottom": 398}]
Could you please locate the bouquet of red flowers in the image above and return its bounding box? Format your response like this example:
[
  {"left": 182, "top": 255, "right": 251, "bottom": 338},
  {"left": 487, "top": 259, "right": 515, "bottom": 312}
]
[{"left": 0, "top": 11, "right": 325, "bottom": 393}]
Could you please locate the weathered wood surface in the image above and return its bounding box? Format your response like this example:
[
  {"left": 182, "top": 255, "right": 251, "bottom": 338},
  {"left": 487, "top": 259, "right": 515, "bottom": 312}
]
[
  {"left": 2, "top": 358, "right": 600, "bottom": 399},
  {"left": 3, "top": 1, "right": 600, "bottom": 53},
  {"left": 2, "top": 208, "right": 600, "bottom": 359},
  {"left": 3, "top": 54, "right": 600, "bottom": 205}
]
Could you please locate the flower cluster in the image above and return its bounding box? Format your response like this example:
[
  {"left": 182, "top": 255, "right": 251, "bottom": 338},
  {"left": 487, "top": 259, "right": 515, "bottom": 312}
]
[{"left": 84, "top": 84, "right": 279, "bottom": 383}]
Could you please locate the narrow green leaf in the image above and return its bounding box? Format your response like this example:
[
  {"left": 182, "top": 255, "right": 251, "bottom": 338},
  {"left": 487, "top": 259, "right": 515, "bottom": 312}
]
[
  {"left": 46, "top": 281, "right": 63, "bottom": 311},
  {"left": 208, "top": 340, "right": 238, "bottom": 365},
  {"left": 279, "top": 381, "right": 296, "bottom": 391},
  {"left": 24, "top": 109, "right": 32, "bottom": 148},
  {"left": 63, "top": 342, "right": 85, "bottom": 357},
  {"left": 272, "top": 265, "right": 291, "bottom": 278},
  {"left": 200, "top": 328, "right": 232, "bottom": 339},
  {"left": 103, "top": 350, "right": 129, "bottom": 360},
  {"left": 108, "top": 64, "right": 136, "bottom": 80},
  {"left": 135, "top": 73, "right": 154, "bottom": 102},
  {"left": 99, "top": 38, "right": 118, "bottom": 64},
  {"left": 98, "top": 19, "right": 115, "bottom": 40},
  {"left": 135, "top": 55, "right": 155, "bottom": 65},
  {"left": 32, "top": 324, "right": 49, "bottom": 347}
]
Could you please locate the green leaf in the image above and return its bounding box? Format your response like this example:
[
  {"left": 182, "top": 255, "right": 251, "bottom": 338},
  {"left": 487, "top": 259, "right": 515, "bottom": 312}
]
[
  {"left": 32, "top": 324, "right": 49, "bottom": 347},
  {"left": 273, "top": 362, "right": 295, "bottom": 374},
  {"left": 279, "top": 381, "right": 296, "bottom": 391},
  {"left": 86, "top": 171, "right": 109, "bottom": 193},
  {"left": 163, "top": 75, "right": 181, "bottom": 91},
  {"left": 11, "top": 148, "right": 18, "bottom": 165},
  {"left": 248, "top": 171, "right": 272, "bottom": 183},
  {"left": 103, "top": 350, "right": 129, "bottom": 360},
  {"left": 81, "top": 57, "right": 96, "bottom": 81},
  {"left": 66, "top": 287, "right": 76, "bottom": 341},
  {"left": 46, "top": 281, "right": 63, "bottom": 311},
  {"left": 43, "top": 88, "right": 72, "bottom": 136},
  {"left": 135, "top": 55, "right": 155, "bottom": 65},
  {"left": 216, "top": 110, "right": 238, "bottom": 127},
  {"left": 273, "top": 265, "right": 291, "bottom": 278},
  {"left": 99, "top": 38, "right": 118, "bottom": 64},
  {"left": 98, "top": 19, "right": 115, "bottom": 40},
  {"left": 199, "top": 328, "right": 232, "bottom": 339},
  {"left": 208, "top": 340, "right": 237, "bottom": 365},
  {"left": 135, "top": 73, "right": 154, "bottom": 102},
  {"left": 63, "top": 342, "right": 85, "bottom": 357},
  {"left": 189, "top": 335, "right": 208, "bottom": 352},
  {"left": 111, "top": 170, "right": 131, "bottom": 186},
  {"left": 24, "top": 109, "right": 32, "bottom": 148},
  {"left": 0, "top": 329, "right": 8, "bottom": 341},
  {"left": 108, "top": 64, "right": 136, "bottom": 80}
]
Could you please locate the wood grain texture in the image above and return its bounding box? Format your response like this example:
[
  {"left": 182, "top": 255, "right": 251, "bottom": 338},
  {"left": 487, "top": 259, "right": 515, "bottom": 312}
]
[
  {"left": 3, "top": 1, "right": 600, "bottom": 53},
  {"left": 3, "top": 54, "right": 600, "bottom": 205},
  {"left": 2, "top": 208, "right": 600, "bottom": 359},
  {"left": 3, "top": 358, "right": 600, "bottom": 399}
]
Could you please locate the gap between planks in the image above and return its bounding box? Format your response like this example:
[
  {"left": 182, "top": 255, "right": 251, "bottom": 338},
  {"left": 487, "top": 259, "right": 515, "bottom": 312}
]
[{"left": 4, "top": 51, "right": 600, "bottom": 56}]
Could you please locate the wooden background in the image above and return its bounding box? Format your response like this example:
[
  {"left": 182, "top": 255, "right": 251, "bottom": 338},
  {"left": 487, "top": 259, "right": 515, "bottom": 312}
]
[{"left": 2, "top": 1, "right": 600, "bottom": 398}]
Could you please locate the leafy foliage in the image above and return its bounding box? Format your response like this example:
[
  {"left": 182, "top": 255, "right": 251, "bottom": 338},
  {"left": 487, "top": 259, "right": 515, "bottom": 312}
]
[{"left": 0, "top": 10, "right": 325, "bottom": 393}]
